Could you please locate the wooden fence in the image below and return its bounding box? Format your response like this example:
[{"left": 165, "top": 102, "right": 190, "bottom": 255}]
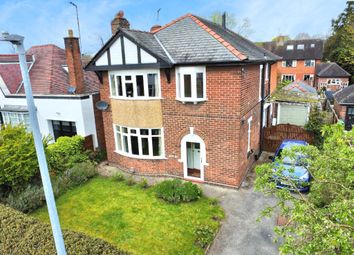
[{"left": 263, "top": 124, "right": 314, "bottom": 152}]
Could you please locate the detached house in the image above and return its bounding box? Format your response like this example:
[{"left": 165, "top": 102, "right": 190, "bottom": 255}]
[
  {"left": 315, "top": 62, "right": 351, "bottom": 92},
  {"left": 261, "top": 39, "right": 324, "bottom": 90},
  {"left": 333, "top": 85, "right": 354, "bottom": 130},
  {"left": 86, "top": 12, "right": 279, "bottom": 187},
  {"left": 0, "top": 31, "right": 104, "bottom": 149}
]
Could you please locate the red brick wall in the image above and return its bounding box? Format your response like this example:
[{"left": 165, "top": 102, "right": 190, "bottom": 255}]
[
  {"left": 334, "top": 100, "right": 347, "bottom": 120},
  {"left": 100, "top": 64, "right": 262, "bottom": 187},
  {"left": 270, "top": 60, "right": 320, "bottom": 90}
]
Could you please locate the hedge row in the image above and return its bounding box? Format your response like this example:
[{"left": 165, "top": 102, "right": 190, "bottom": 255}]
[{"left": 0, "top": 204, "right": 129, "bottom": 255}]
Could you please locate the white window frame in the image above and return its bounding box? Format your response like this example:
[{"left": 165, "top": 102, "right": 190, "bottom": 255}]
[
  {"left": 297, "top": 44, "right": 305, "bottom": 50},
  {"left": 282, "top": 60, "right": 297, "bottom": 67},
  {"left": 1, "top": 111, "right": 31, "bottom": 131},
  {"left": 247, "top": 116, "right": 252, "bottom": 154},
  {"left": 310, "top": 43, "right": 315, "bottom": 48},
  {"left": 175, "top": 66, "right": 207, "bottom": 103},
  {"left": 281, "top": 74, "right": 296, "bottom": 82},
  {"left": 286, "top": 45, "right": 294, "bottom": 50},
  {"left": 108, "top": 69, "right": 161, "bottom": 100},
  {"left": 304, "top": 74, "right": 314, "bottom": 81},
  {"left": 304, "top": 59, "right": 315, "bottom": 67},
  {"left": 265, "top": 63, "right": 269, "bottom": 82},
  {"left": 113, "top": 124, "right": 165, "bottom": 159}
]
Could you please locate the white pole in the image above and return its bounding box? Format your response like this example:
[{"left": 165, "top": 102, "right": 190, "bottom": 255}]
[{"left": 15, "top": 41, "right": 67, "bottom": 255}]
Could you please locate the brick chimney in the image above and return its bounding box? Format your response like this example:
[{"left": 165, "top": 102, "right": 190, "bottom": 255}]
[
  {"left": 111, "top": 10, "right": 130, "bottom": 34},
  {"left": 150, "top": 24, "right": 162, "bottom": 33},
  {"left": 64, "top": 29, "right": 84, "bottom": 94}
]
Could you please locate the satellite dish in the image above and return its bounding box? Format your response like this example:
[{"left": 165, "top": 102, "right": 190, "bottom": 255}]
[
  {"left": 95, "top": 101, "right": 109, "bottom": 111},
  {"left": 67, "top": 86, "right": 76, "bottom": 94}
]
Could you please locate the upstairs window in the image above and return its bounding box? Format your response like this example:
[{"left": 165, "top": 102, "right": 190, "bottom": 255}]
[
  {"left": 286, "top": 45, "right": 294, "bottom": 50},
  {"left": 310, "top": 43, "right": 315, "bottom": 48},
  {"left": 282, "top": 74, "right": 295, "bottom": 82},
  {"left": 297, "top": 44, "right": 305, "bottom": 50},
  {"left": 304, "top": 59, "right": 315, "bottom": 67},
  {"left": 282, "top": 60, "right": 297, "bottom": 67},
  {"left": 109, "top": 70, "right": 160, "bottom": 99},
  {"left": 114, "top": 125, "right": 164, "bottom": 158},
  {"left": 176, "top": 66, "right": 206, "bottom": 103}
]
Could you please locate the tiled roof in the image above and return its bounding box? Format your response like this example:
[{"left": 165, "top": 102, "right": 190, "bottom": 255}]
[
  {"left": 260, "top": 39, "right": 324, "bottom": 60},
  {"left": 0, "top": 44, "right": 100, "bottom": 95},
  {"left": 316, "top": 62, "right": 351, "bottom": 77},
  {"left": 270, "top": 80, "right": 318, "bottom": 103},
  {"left": 283, "top": 80, "right": 317, "bottom": 94},
  {"left": 334, "top": 85, "right": 354, "bottom": 105}
]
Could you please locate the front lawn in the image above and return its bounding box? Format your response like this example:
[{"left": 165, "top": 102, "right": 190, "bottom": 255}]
[{"left": 32, "top": 177, "right": 224, "bottom": 255}]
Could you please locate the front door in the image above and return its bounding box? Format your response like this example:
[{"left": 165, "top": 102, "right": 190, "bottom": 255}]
[{"left": 186, "top": 142, "right": 201, "bottom": 178}]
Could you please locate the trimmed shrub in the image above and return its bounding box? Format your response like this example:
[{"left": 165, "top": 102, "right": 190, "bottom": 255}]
[
  {"left": 155, "top": 179, "right": 202, "bottom": 204},
  {"left": 0, "top": 125, "right": 42, "bottom": 191},
  {"left": 4, "top": 185, "right": 45, "bottom": 213},
  {"left": 112, "top": 172, "right": 125, "bottom": 182},
  {"left": 46, "top": 136, "right": 89, "bottom": 174},
  {"left": 194, "top": 224, "right": 215, "bottom": 248},
  {"left": 0, "top": 203, "right": 129, "bottom": 254}
]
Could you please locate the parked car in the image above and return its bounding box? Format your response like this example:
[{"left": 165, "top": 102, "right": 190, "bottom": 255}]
[{"left": 270, "top": 140, "right": 310, "bottom": 192}]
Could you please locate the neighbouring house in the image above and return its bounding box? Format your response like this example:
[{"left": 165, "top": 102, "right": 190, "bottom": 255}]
[
  {"left": 315, "top": 62, "right": 351, "bottom": 92},
  {"left": 0, "top": 30, "right": 105, "bottom": 149},
  {"left": 270, "top": 81, "right": 319, "bottom": 127},
  {"left": 260, "top": 39, "right": 324, "bottom": 91},
  {"left": 85, "top": 11, "right": 280, "bottom": 187},
  {"left": 333, "top": 85, "right": 354, "bottom": 130}
]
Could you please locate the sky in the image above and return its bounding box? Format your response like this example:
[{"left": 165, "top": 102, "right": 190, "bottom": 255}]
[{"left": 0, "top": 0, "right": 347, "bottom": 55}]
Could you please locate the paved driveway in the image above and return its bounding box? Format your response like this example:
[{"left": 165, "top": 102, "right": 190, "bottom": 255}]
[{"left": 204, "top": 158, "right": 279, "bottom": 255}]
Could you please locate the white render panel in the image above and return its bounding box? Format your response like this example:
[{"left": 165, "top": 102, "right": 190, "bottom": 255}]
[
  {"left": 124, "top": 37, "right": 138, "bottom": 64},
  {"left": 0, "top": 90, "right": 98, "bottom": 147},
  {"left": 96, "top": 51, "right": 108, "bottom": 66},
  {"left": 110, "top": 38, "right": 123, "bottom": 65},
  {"left": 140, "top": 49, "right": 157, "bottom": 63}
]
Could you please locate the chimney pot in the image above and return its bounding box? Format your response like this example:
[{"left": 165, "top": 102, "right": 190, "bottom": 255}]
[
  {"left": 150, "top": 24, "right": 162, "bottom": 33},
  {"left": 68, "top": 29, "right": 74, "bottom": 38},
  {"left": 111, "top": 10, "right": 130, "bottom": 34}
]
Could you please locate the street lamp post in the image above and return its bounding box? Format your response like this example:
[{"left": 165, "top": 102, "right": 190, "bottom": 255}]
[{"left": 0, "top": 32, "right": 67, "bottom": 255}]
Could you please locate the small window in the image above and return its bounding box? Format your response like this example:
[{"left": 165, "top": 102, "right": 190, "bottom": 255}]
[
  {"left": 125, "top": 82, "right": 134, "bottom": 97},
  {"left": 176, "top": 66, "right": 206, "bottom": 102},
  {"left": 282, "top": 60, "right": 296, "bottom": 67},
  {"left": 297, "top": 44, "right": 304, "bottom": 50},
  {"left": 110, "top": 75, "right": 117, "bottom": 97},
  {"left": 52, "top": 120, "right": 77, "bottom": 141},
  {"left": 148, "top": 73, "right": 158, "bottom": 97},
  {"left": 117, "top": 76, "right": 123, "bottom": 96},
  {"left": 304, "top": 60, "right": 315, "bottom": 67},
  {"left": 136, "top": 75, "right": 144, "bottom": 97},
  {"left": 282, "top": 74, "right": 295, "bottom": 82},
  {"left": 310, "top": 43, "right": 315, "bottom": 48},
  {"left": 286, "top": 45, "right": 294, "bottom": 50}
]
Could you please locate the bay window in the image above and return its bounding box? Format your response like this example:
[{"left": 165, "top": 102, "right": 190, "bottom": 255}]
[
  {"left": 176, "top": 66, "right": 206, "bottom": 102},
  {"left": 109, "top": 70, "right": 160, "bottom": 99},
  {"left": 1, "top": 111, "right": 31, "bottom": 131},
  {"left": 114, "top": 125, "right": 164, "bottom": 158}
]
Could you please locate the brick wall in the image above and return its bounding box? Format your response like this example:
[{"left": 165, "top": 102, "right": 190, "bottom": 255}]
[
  {"left": 100, "top": 64, "right": 262, "bottom": 187},
  {"left": 316, "top": 77, "right": 349, "bottom": 92},
  {"left": 333, "top": 100, "right": 347, "bottom": 120},
  {"left": 270, "top": 60, "right": 320, "bottom": 90}
]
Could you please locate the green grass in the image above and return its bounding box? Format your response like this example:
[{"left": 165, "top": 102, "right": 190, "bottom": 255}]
[{"left": 32, "top": 177, "right": 224, "bottom": 255}]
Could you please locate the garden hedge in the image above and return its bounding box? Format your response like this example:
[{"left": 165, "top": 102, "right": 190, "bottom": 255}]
[{"left": 0, "top": 204, "right": 129, "bottom": 255}]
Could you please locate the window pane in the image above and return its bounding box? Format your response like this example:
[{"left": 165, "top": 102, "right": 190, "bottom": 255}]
[
  {"left": 152, "top": 129, "right": 161, "bottom": 135},
  {"left": 116, "top": 132, "right": 122, "bottom": 151},
  {"left": 136, "top": 75, "right": 145, "bottom": 96},
  {"left": 122, "top": 127, "right": 128, "bottom": 133},
  {"left": 130, "top": 129, "right": 137, "bottom": 134},
  {"left": 117, "top": 76, "right": 123, "bottom": 96},
  {"left": 148, "top": 74, "right": 157, "bottom": 97},
  {"left": 196, "top": 72, "right": 203, "bottom": 98},
  {"left": 140, "top": 129, "right": 149, "bottom": 135},
  {"left": 125, "top": 75, "right": 132, "bottom": 81},
  {"left": 131, "top": 136, "right": 139, "bottom": 155},
  {"left": 142, "top": 137, "right": 149, "bottom": 155},
  {"left": 152, "top": 137, "right": 161, "bottom": 156},
  {"left": 126, "top": 83, "right": 134, "bottom": 97},
  {"left": 110, "top": 75, "right": 117, "bottom": 96},
  {"left": 184, "top": 74, "right": 192, "bottom": 98},
  {"left": 123, "top": 135, "right": 129, "bottom": 152}
]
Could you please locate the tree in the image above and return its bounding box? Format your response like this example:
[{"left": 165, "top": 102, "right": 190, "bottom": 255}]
[
  {"left": 0, "top": 125, "right": 40, "bottom": 191},
  {"left": 255, "top": 124, "right": 354, "bottom": 254},
  {"left": 323, "top": 1, "right": 354, "bottom": 82},
  {"left": 294, "top": 32, "right": 311, "bottom": 40},
  {"left": 210, "top": 12, "right": 253, "bottom": 38}
]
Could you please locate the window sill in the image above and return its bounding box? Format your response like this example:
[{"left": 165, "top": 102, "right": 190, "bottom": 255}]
[
  {"left": 176, "top": 98, "right": 208, "bottom": 104},
  {"left": 114, "top": 150, "right": 166, "bottom": 160},
  {"left": 110, "top": 96, "right": 162, "bottom": 101}
]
